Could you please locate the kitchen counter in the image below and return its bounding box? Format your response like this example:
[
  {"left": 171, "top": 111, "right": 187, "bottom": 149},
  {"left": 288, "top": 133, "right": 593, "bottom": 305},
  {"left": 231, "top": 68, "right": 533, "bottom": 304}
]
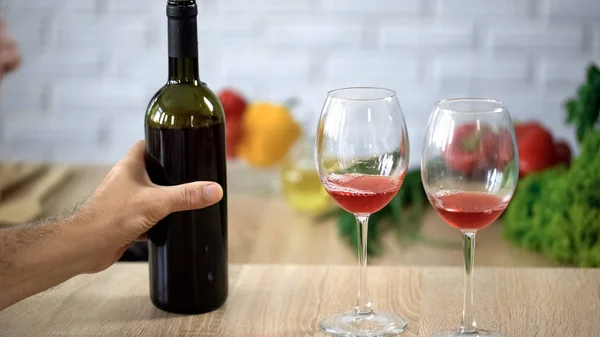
[
  {"left": 8, "top": 163, "right": 554, "bottom": 267},
  {"left": 1, "top": 263, "right": 598, "bottom": 336}
]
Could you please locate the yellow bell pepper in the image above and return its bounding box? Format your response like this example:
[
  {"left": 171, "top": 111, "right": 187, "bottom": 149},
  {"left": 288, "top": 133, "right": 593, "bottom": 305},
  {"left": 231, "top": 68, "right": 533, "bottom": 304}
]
[{"left": 237, "top": 101, "right": 302, "bottom": 168}]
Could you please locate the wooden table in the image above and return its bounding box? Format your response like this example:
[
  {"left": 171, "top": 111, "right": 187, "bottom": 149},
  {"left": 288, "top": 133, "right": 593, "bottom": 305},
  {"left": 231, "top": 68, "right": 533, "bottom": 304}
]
[
  {"left": 17, "top": 164, "right": 555, "bottom": 267},
  {"left": 37, "top": 165, "right": 553, "bottom": 267},
  {"left": 1, "top": 263, "right": 598, "bottom": 336}
]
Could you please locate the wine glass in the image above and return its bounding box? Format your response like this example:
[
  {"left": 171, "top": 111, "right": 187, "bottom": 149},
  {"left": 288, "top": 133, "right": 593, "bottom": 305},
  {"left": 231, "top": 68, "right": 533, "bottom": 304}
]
[
  {"left": 315, "top": 87, "right": 410, "bottom": 336},
  {"left": 421, "top": 98, "right": 519, "bottom": 337}
]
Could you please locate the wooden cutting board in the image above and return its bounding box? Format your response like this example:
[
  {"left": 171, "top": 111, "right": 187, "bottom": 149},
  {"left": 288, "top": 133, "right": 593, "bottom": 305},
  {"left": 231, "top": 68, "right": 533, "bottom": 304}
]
[
  {"left": 0, "top": 163, "right": 46, "bottom": 200},
  {"left": 0, "top": 166, "right": 71, "bottom": 226}
]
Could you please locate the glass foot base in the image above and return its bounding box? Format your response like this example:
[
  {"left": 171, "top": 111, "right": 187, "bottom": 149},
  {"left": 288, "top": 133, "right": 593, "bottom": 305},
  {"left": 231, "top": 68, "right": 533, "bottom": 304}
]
[
  {"left": 320, "top": 310, "right": 407, "bottom": 337},
  {"left": 431, "top": 330, "right": 503, "bottom": 337}
]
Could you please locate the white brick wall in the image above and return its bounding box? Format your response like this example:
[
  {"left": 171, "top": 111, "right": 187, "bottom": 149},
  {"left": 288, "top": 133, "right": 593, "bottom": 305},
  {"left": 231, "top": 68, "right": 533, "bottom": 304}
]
[
  {"left": 321, "top": 0, "right": 422, "bottom": 15},
  {"left": 380, "top": 20, "right": 474, "bottom": 49},
  {"left": 217, "top": 0, "right": 311, "bottom": 13},
  {"left": 544, "top": 0, "right": 600, "bottom": 19},
  {"left": 0, "top": 0, "right": 599, "bottom": 167},
  {"left": 485, "top": 22, "right": 584, "bottom": 51},
  {"left": 434, "top": 0, "right": 533, "bottom": 18},
  {"left": 265, "top": 18, "right": 363, "bottom": 48}
]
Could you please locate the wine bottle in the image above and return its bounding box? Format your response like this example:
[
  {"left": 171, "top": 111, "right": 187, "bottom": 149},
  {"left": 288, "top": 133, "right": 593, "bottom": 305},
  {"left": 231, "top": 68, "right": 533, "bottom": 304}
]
[{"left": 144, "top": 0, "right": 228, "bottom": 314}]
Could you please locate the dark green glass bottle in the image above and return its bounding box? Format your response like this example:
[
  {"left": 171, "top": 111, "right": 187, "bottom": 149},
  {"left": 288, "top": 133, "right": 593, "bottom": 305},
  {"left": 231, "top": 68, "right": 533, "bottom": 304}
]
[{"left": 144, "top": 0, "right": 228, "bottom": 314}]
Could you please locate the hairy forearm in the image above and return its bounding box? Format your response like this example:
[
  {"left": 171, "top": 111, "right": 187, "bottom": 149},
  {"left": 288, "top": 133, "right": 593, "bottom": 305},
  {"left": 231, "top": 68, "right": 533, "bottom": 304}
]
[{"left": 0, "top": 212, "right": 97, "bottom": 310}]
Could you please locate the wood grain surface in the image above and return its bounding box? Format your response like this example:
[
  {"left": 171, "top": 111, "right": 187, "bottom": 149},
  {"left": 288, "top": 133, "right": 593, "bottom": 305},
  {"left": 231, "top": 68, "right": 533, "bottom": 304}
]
[
  {"left": 1, "top": 263, "right": 598, "bottom": 336},
  {"left": 0, "top": 163, "right": 46, "bottom": 200},
  {"left": 0, "top": 166, "right": 71, "bottom": 225},
  {"left": 35, "top": 164, "right": 554, "bottom": 267}
]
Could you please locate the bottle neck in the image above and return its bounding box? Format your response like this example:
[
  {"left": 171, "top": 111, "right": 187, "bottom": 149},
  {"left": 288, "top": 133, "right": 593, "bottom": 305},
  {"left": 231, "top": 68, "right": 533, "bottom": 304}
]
[
  {"left": 168, "top": 57, "right": 199, "bottom": 84},
  {"left": 167, "top": 15, "right": 200, "bottom": 84}
]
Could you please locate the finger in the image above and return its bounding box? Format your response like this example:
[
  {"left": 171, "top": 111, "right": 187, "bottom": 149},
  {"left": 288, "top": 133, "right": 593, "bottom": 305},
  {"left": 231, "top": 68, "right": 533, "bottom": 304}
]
[
  {"left": 161, "top": 181, "right": 223, "bottom": 213},
  {"left": 0, "top": 29, "right": 9, "bottom": 48},
  {"left": 0, "top": 49, "right": 7, "bottom": 69},
  {"left": 120, "top": 140, "right": 147, "bottom": 172},
  {"left": 4, "top": 45, "right": 20, "bottom": 72},
  {"left": 114, "top": 245, "right": 129, "bottom": 262},
  {"left": 0, "top": 50, "right": 11, "bottom": 76},
  {"left": 125, "top": 140, "right": 146, "bottom": 162},
  {"left": 2, "top": 37, "right": 16, "bottom": 50},
  {"left": 135, "top": 232, "right": 148, "bottom": 242}
]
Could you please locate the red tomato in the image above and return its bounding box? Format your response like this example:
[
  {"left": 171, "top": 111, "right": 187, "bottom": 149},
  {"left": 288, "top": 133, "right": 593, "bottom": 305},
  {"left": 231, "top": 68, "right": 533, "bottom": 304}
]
[
  {"left": 516, "top": 123, "right": 557, "bottom": 177},
  {"left": 514, "top": 122, "right": 540, "bottom": 135},
  {"left": 445, "top": 124, "right": 484, "bottom": 175},
  {"left": 218, "top": 89, "right": 248, "bottom": 159},
  {"left": 555, "top": 140, "right": 572, "bottom": 168},
  {"left": 226, "top": 114, "right": 242, "bottom": 158},
  {"left": 482, "top": 129, "right": 514, "bottom": 169},
  {"left": 218, "top": 89, "right": 247, "bottom": 121}
]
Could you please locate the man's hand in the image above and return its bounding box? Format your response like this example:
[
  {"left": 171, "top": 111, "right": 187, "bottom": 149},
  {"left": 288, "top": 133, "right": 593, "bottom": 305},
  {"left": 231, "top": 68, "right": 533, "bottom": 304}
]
[
  {"left": 0, "top": 141, "right": 223, "bottom": 310},
  {"left": 0, "top": 18, "right": 20, "bottom": 80},
  {"left": 78, "top": 140, "right": 223, "bottom": 273}
]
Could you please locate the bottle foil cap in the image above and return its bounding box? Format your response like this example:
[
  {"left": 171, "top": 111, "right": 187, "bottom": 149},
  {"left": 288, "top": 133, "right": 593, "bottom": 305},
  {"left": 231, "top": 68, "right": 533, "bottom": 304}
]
[{"left": 167, "top": 0, "right": 197, "bottom": 18}]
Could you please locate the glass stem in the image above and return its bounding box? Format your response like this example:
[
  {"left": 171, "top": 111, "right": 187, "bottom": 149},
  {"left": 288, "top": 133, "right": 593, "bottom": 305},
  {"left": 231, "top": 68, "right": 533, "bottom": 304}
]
[
  {"left": 460, "top": 231, "right": 478, "bottom": 334},
  {"left": 355, "top": 215, "right": 373, "bottom": 315}
]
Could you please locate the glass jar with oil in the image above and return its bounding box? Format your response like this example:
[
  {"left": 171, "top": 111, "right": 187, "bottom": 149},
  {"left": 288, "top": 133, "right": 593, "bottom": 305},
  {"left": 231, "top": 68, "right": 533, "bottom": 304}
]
[{"left": 280, "top": 134, "right": 330, "bottom": 214}]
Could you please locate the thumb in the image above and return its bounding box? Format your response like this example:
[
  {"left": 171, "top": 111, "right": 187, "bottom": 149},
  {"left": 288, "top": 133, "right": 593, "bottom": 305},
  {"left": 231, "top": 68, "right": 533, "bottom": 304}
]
[{"left": 161, "top": 181, "right": 223, "bottom": 213}]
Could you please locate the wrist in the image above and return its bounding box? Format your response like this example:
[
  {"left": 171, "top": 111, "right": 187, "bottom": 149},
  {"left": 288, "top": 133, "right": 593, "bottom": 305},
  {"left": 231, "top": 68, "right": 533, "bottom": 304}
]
[
  {"left": 67, "top": 202, "right": 124, "bottom": 274},
  {"left": 58, "top": 206, "right": 106, "bottom": 274},
  {"left": 55, "top": 213, "right": 99, "bottom": 274}
]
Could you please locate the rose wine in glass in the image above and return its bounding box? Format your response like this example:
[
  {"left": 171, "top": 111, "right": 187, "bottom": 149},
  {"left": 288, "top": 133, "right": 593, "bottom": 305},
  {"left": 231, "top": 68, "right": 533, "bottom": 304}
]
[
  {"left": 315, "top": 87, "right": 410, "bottom": 337},
  {"left": 431, "top": 191, "right": 507, "bottom": 230},
  {"left": 421, "top": 98, "right": 519, "bottom": 337},
  {"left": 324, "top": 174, "right": 406, "bottom": 215}
]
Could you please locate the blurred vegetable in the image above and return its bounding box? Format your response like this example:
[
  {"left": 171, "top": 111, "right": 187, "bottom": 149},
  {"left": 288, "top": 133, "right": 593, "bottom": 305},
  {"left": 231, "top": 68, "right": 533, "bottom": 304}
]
[
  {"left": 237, "top": 99, "right": 302, "bottom": 168},
  {"left": 483, "top": 129, "right": 513, "bottom": 169},
  {"left": 504, "top": 130, "right": 600, "bottom": 267},
  {"left": 444, "top": 124, "right": 486, "bottom": 175},
  {"left": 565, "top": 64, "right": 600, "bottom": 142},
  {"left": 442, "top": 121, "right": 573, "bottom": 178},
  {"left": 218, "top": 89, "right": 248, "bottom": 158},
  {"left": 515, "top": 122, "right": 559, "bottom": 177},
  {"left": 510, "top": 121, "right": 572, "bottom": 177},
  {"left": 443, "top": 124, "right": 514, "bottom": 175},
  {"left": 218, "top": 89, "right": 247, "bottom": 121},
  {"left": 554, "top": 140, "right": 572, "bottom": 168},
  {"left": 504, "top": 63, "right": 600, "bottom": 267}
]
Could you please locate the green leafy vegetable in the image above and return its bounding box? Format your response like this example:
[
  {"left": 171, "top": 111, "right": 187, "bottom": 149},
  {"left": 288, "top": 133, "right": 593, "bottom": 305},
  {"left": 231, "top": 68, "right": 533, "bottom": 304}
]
[
  {"left": 565, "top": 64, "right": 600, "bottom": 142},
  {"left": 504, "top": 63, "right": 600, "bottom": 267},
  {"left": 504, "top": 131, "right": 600, "bottom": 267}
]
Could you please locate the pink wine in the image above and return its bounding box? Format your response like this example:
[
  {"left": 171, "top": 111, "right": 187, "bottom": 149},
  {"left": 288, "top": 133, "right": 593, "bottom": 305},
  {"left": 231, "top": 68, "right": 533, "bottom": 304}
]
[
  {"left": 323, "top": 174, "right": 405, "bottom": 215},
  {"left": 432, "top": 191, "right": 507, "bottom": 230}
]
